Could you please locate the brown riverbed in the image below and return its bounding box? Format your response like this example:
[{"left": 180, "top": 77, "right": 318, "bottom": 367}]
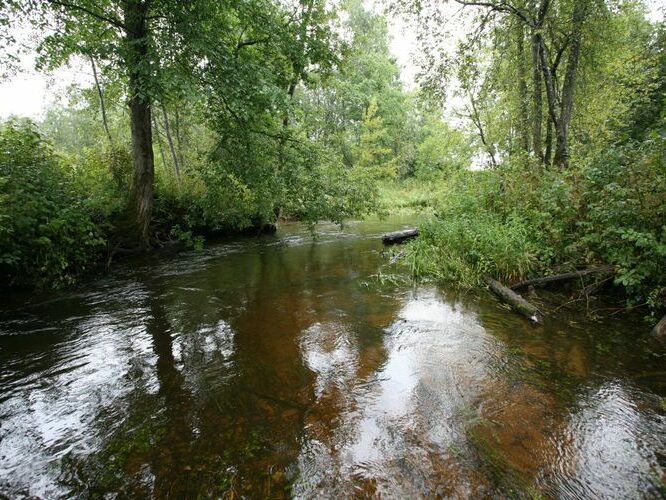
[{"left": 1, "top": 217, "right": 664, "bottom": 498}]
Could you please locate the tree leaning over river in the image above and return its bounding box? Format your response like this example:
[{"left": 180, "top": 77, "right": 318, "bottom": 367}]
[{"left": 0, "top": 0, "right": 341, "bottom": 246}]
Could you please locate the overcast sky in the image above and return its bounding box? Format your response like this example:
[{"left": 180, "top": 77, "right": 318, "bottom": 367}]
[{"left": 0, "top": 0, "right": 663, "bottom": 120}]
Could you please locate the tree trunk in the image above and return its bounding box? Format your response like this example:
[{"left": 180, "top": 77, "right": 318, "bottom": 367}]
[
  {"left": 129, "top": 95, "right": 154, "bottom": 245},
  {"left": 531, "top": 31, "right": 543, "bottom": 162},
  {"left": 516, "top": 23, "right": 530, "bottom": 155},
  {"left": 152, "top": 114, "right": 168, "bottom": 170},
  {"left": 538, "top": 36, "right": 571, "bottom": 170},
  {"left": 484, "top": 276, "right": 543, "bottom": 324},
  {"left": 161, "top": 103, "right": 181, "bottom": 180},
  {"left": 510, "top": 265, "right": 614, "bottom": 290},
  {"left": 174, "top": 107, "right": 184, "bottom": 167},
  {"left": 553, "top": 0, "right": 584, "bottom": 168},
  {"left": 89, "top": 55, "right": 113, "bottom": 146},
  {"left": 544, "top": 117, "right": 553, "bottom": 165},
  {"left": 468, "top": 91, "right": 497, "bottom": 168},
  {"left": 123, "top": 0, "right": 155, "bottom": 246},
  {"left": 382, "top": 228, "right": 419, "bottom": 244}
]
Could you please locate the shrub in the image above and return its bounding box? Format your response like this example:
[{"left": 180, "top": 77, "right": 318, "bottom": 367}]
[
  {"left": 0, "top": 120, "right": 105, "bottom": 287},
  {"left": 406, "top": 176, "right": 540, "bottom": 288},
  {"left": 579, "top": 138, "right": 666, "bottom": 310},
  {"left": 404, "top": 136, "right": 666, "bottom": 315}
]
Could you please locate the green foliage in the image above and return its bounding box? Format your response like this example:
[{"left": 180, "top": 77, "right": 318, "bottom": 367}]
[
  {"left": 170, "top": 224, "right": 205, "bottom": 250},
  {"left": 281, "top": 140, "right": 381, "bottom": 227},
  {"left": 412, "top": 118, "right": 473, "bottom": 179},
  {"left": 355, "top": 98, "right": 397, "bottom": 179},
  {"left": 406, "top": 171, "right": 540, "bottom": 287},
  {"left": 68, "top": 145, "right": 133, "bottom": 221},
  {"left": 578, "top": 138, "right": 666, "bottom": 310},
  {"left": 405, "top": 132, "right": 666, "bottom": 314},
  {"left": 378, "top": 182, "right": 431, "bottom": 213},
  {"left": 392, "top": 0, "right": 666, "bottom": 316},
  {"left": 0, "top": 120, "right": 106, "bottom": 287}
]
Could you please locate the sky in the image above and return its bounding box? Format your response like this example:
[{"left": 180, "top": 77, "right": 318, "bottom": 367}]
[{"left": 0, "top": 0, "right": 664, "bottom": 120}]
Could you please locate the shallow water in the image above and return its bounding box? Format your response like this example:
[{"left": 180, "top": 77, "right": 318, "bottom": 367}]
[{"left": 1, "top": 218, "right": 664, "bottom": 498}]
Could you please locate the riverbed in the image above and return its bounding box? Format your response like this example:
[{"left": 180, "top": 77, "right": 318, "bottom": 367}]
[{"left": 1, "top": 218, "right": 664, "bottom": 498}]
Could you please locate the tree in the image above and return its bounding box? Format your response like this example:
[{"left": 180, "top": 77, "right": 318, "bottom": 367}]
[
  {"left": 299, "top": 0, "right": 410, "bottom": 169},
  {"left": 0, "top": 0, "right": 171, "bottom": 244},
  {"left": 355, "top": 98, "right": 396, "bottom": 178},
  {"left": 2, "top": 0, "right": 343, "bottom": 243},
  {"left": 396, "top": 0, "right": 597, "bottom": 168}
]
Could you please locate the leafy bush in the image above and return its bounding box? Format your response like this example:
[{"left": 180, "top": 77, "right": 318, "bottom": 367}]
[
  {"left": 69, "top": 145, "right": 133, "bottom": 222},
  {"left": 282, "top": 141, "right": 381, "bottom": 227},
  {"left": 412, "top": 121, "right": 472, "bottom": 179},
  {"left": 0, "top": 120, "right": 106, "bottom": 287},
  {"left": 578, "top": 138, "right": 666, "bottom": 310},
  {"left": 404, "top": 134, "right": 666, "bottom": 314}
]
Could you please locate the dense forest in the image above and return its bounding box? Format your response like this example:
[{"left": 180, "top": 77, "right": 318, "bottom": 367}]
[{"left": 0, "top": 0, "right": 664, "bottom": 320}]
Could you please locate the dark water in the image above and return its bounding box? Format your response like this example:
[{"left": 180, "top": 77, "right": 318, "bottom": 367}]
[{"left": 1, "top": 218, "right": 665, "bottom": 498}]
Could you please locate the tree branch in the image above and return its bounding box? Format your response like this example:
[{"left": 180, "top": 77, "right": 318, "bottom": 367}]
[
  {"left": 236, "top": 38, "right": 270, "bottom": 52},
  {"left": 47, "top": 0, "right": 126, "bottom": 30},
  {"left": 453, "top": 0, "right": 534, "bottom": 27},
  {"left": 551, "top": 39, "right": 569, "bottom": 74}
]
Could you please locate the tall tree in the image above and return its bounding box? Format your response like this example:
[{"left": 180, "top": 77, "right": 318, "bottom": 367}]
[
  {"left": 398, "top": 0, "right": 595, "bottom": 168},
  {"left": 0, "top": 0, "right": 169, "bottom": 244}
]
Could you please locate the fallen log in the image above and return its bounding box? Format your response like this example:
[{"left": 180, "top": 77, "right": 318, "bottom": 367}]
[
  {"left": 510, "top": 265, "right": 614, "bottom": 290},
  {"left": 484, "top": 276, "right": 543, "bottom": 324},
  {"left": 650, "top": 314, "right": 666, "bottom": 343},
  {"left": 382, "top": 228, "right": 419, "bottom": 245}
]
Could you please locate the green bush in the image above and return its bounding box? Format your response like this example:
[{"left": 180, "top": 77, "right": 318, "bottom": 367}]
[
  {"left": 0, "top": 120, "right": 106, "bottom": 287},
  {"left": 404, "top": 135, "right": 666, "bottom": 314},
  {"left": 578, "top": 138, "right": 666, "bottom": 310}
]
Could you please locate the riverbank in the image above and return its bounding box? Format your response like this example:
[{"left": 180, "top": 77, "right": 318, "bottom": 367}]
[{"left": 381, "top": 158, "right": 666, "bottom": 325}]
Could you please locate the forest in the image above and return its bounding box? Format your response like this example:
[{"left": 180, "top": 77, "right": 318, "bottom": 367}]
[
  {"left": 0, "top": 0, "right": 664, "bottom": 321},
  {"left": 2, "top": 1, "right": 666, "bottom": 497}
]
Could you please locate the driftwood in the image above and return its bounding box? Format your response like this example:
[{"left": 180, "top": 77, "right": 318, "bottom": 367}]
[
  {"left": 484, "top": 276, "right": 543, "bottom": 324},
  {"left": 382, "top": 228, "right": 419, "bottom": 245},
  {"left": 510, "top": 265, "right": 614, "bottom": 290},
  {"left": 651, "top": 314, "right": 666, "bottom": 343}
]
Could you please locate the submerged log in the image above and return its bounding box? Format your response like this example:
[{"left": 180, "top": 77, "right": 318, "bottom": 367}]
[
  {"left": 651, "top": 314, "right": 666, "bottom": 343},
  {"left": 484, "top": 276, "right": 543, "bottom": 324},
  {"left": 382, "top": 228, "right": 419, "bottom": 245},
  {"left": 510, "top": 265, "right": 614, "bottom": 290}
]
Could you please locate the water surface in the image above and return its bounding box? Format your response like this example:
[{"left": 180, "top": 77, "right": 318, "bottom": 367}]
[{"left": 1, "top": 218, "right": 664, "bottom": 498}]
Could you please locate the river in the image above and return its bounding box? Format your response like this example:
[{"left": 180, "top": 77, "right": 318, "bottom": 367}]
[{"left": 1, "top": 218, "right": 664, "bottom": 498}]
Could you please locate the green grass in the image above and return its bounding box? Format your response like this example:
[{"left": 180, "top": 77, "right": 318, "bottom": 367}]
[{"left": 378, "top": 179, "right": 439, "bottom": 215}]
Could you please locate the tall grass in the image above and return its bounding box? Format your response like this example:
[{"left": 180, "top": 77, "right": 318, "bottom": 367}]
[{"left": 400, "top": 148, "right": 666, "bottom": 316}]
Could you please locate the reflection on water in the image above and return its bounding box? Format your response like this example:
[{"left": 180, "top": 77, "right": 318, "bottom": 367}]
[{"left": 1, "top": 219, "right": 664, "bottom": 498}]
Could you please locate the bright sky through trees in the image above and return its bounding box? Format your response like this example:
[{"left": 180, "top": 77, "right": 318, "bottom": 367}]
[{"left": 1, "top": 0, "right": 661, "bottom": 119}]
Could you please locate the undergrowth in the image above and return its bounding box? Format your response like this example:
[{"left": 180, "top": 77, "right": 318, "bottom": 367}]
[{"left": 401, "top": 143, "right": 666, "bottom": 317}]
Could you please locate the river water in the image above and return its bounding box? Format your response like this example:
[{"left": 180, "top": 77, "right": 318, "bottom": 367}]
[{"left": 1, "top": 218, "right": 664, "bottom": 498}]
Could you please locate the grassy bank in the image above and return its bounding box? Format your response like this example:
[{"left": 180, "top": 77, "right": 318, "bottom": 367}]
[
  {"left": 378, "top": 180, "right": 438, "bottom": 215},
  {"left": 388, "top": 148, "right": 666, "bottom": 318}
]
